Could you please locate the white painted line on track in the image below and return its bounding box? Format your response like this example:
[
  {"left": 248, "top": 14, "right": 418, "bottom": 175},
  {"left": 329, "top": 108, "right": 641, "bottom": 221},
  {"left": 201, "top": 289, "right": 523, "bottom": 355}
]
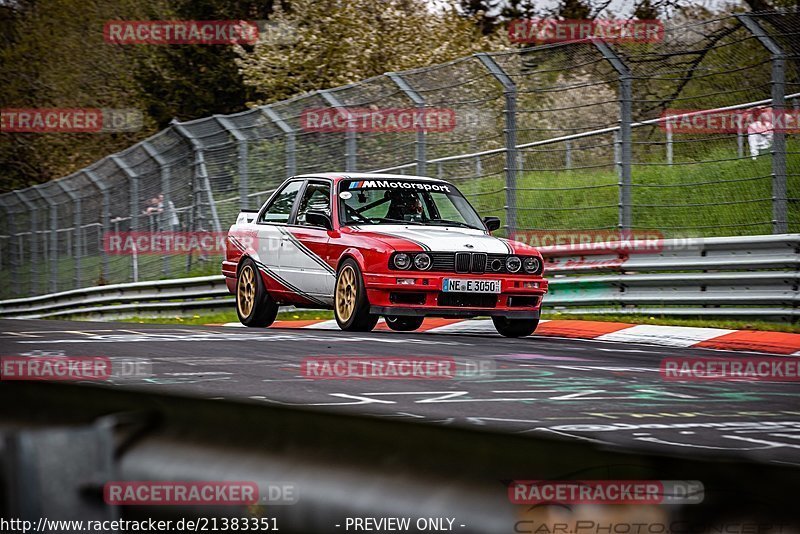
[
  {"left": 302, "top": 320, "right": 340, "bottom": 330},
  {"left": 595, "top": 325, "right": 736, "bottom": 348},
  {"left": 425, "top": 320, "right": 500, "bottom": 335}
]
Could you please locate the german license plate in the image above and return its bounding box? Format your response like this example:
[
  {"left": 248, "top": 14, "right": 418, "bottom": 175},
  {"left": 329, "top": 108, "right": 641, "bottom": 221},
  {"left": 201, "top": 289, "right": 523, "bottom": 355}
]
[{"left": 442, "top": 279, "right": 501, "bottom": 293}]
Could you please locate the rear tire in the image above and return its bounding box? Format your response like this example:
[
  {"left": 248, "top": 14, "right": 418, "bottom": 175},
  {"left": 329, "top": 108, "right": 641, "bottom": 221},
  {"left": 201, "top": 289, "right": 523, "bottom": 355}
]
[
  {"left": 334, "top": 258, "right": 379, "bottom": 332},
  {"left": 385, "top": 315, "right": 425, "bottom": 332},
  {"left": 492, "top": 317, "right": 538, "bottom": 338},
  {"left": 236, "top": 258, "right": 279, "bottom": 328}
]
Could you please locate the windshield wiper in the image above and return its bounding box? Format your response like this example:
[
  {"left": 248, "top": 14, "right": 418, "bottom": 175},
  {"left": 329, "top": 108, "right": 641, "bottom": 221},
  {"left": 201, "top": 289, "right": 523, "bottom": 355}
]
[
  {"left": 371, "top": 217, "right": 425, "bottom": 225},
  {"left": 427, "top": 219, "right": 481, "bottom": 230}
]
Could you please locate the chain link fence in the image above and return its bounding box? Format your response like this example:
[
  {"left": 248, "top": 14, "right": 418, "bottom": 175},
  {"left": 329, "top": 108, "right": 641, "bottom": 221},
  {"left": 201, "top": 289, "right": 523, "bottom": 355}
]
[{"left": 1, "top": 11, "right": 798, "bottom": 299}]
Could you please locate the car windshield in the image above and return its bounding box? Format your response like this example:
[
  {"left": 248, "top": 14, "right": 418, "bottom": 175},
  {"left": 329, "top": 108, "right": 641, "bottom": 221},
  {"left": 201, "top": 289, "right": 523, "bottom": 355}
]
[{"left": 338, "top": 179, "right": 485, "bottom": 230}]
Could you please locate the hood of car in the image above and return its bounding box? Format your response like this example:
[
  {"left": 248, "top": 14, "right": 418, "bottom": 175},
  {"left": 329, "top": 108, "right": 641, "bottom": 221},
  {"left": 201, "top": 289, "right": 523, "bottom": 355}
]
[{"left": 350, "top": 225, "right": 516, "bottom": 254}]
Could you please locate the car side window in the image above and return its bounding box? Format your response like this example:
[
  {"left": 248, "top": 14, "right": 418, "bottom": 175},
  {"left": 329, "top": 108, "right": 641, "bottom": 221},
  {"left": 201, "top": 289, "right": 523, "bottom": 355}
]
[
  {"left": 259, "top": 181, "right": 303, "bottom": 223},
  {"left": 296, "top": 182, "right": 331, "bottom": 226}
]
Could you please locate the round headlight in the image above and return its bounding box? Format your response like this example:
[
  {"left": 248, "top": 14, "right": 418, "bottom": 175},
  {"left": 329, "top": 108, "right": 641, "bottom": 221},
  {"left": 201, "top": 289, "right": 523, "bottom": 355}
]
[
  {"left": 413, "top": 253, "right": 432, "bottom": 270},
  {"left": 523, "top": 257, "right": 540, "bottom": 274},
  {"left": 506, "top": 256, "right": 522, "bottom": 273},
  {"left": 393, "top": 253, "right": 411, "bottom": 270}
]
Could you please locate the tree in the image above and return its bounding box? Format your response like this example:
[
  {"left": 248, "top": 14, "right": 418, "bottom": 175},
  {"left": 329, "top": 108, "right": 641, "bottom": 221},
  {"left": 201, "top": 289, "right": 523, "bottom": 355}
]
[
  {"left": 0, "top": 0, "right": 283, "bottom": 191},
  {"left": 554, "top": 0, "right": 591, "bottom": 19},
  {"left": 131, "top": 0, "right": 281, "bottom": 124},
  {"left": 235, "top": 0, "right": 505, "bottom": 105},
  {"left": 458, "top": 0, "right": 539, "bottom": 35},
  {"left": 0, "top": 0, "right": 157, "bottom": 192}
]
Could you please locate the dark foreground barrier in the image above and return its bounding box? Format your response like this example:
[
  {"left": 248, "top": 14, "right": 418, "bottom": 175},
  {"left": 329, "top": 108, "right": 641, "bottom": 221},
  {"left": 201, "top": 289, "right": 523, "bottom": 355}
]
[{"left": 1, "top": 382, "right": 798, "bottom": 533}]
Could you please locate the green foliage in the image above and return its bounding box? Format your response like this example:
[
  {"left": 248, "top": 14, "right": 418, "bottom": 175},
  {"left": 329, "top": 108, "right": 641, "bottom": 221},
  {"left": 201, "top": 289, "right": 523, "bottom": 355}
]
[
  {"left": 234, "top": 0, "right": 506, "bottom": 105},
  {"left": 0, "top": 0, "right": 160, "bottom": 191}
]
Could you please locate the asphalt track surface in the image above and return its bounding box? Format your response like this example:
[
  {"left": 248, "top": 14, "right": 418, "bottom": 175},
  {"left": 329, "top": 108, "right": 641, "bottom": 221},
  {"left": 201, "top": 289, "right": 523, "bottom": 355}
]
[{"left": 1, "top": 318, "right": 799, "bottom": 466}]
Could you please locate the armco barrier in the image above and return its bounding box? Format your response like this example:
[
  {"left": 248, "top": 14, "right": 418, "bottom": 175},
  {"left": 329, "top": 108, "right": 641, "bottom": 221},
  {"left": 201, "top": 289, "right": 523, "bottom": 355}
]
[
  {"left": 542, "top": 233, "right": 800, "bottom": 320},
  {"left": 1, "top": 234, "right": 798, "bottom": 320},
  {"left": 0, "top": 275, "right": 232, "bottom": 320}
]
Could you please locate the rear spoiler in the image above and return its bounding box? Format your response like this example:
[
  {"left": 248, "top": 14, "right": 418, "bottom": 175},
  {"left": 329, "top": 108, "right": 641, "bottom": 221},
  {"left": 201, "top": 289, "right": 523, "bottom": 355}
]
[{"left": 236, "top": 209, "right": 258, "bottom": 224}]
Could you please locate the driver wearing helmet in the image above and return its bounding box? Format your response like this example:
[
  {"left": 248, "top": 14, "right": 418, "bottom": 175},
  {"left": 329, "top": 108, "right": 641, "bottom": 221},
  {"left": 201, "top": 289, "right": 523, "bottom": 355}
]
[{"left": 386, "top": 190, "right": 424, "bottom": 221}]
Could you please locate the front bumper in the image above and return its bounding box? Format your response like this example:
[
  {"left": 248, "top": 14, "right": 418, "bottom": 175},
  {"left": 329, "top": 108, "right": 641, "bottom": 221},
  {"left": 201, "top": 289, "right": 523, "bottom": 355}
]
[{"left": 364, "top": 272, "right": 547, "bottom": 320}]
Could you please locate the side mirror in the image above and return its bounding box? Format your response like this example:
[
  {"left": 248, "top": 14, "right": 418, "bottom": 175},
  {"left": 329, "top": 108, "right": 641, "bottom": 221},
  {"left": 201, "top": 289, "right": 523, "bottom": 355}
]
[
  {"left": 483, "top": 216, "right": 501, "bottom": 232},
  {"left": 306, "top": 211, "right": 333, "bottom": 230}
]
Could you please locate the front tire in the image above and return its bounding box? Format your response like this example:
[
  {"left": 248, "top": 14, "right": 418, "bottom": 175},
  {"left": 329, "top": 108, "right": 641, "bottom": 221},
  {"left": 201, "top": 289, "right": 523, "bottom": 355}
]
[
  {"left": 334, "top": 258, "right": 379, "bottom": 332},
  {"left": 236, "top": 258, "right": 278, "bottom": 327},
  {"left": 385, "top": 315, "right": 425, "bottom": 332},
  {"left": 492, "top": 317, "right": 538, "bottom": 338}
]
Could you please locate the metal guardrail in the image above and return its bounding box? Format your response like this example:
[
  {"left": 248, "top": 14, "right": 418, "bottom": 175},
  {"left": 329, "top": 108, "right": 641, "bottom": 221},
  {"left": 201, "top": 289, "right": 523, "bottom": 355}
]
[
  {"left": 1, "top": 234, "right": 797, "bottom": 320},
  {"left": 542, "top": 234, "right": 800, "bottom": 320},
  {"left": 0, "top": 276, "right": 231, "bottom": 320}
]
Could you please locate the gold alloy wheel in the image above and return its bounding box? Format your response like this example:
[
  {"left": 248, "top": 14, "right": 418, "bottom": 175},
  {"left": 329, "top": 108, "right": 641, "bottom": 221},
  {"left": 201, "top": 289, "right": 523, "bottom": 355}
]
[
  {"left": 335, "top": 265, "right": 357, "bottom": 322},
  {"left": 237, "top": 264, "right": 256, "bottom": 317}
]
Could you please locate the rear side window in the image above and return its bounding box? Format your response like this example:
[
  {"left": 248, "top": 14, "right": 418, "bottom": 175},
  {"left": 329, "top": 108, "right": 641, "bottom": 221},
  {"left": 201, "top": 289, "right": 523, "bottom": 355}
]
[{"left": 259, "top": 181, "right": 303, "bottom": 223}]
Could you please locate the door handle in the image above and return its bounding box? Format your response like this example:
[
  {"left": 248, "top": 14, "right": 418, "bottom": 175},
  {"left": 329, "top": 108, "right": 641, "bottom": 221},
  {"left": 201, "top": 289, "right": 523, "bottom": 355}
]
[{"left": 281, "top": 235, "right": 290, "bottom": 241}]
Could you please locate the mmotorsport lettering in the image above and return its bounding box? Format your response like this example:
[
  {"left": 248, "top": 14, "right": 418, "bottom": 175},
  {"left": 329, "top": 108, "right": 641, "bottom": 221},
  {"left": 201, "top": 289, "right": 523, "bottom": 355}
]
[{"left": 348, "top": 180, "right": 451, "bottom": 193}]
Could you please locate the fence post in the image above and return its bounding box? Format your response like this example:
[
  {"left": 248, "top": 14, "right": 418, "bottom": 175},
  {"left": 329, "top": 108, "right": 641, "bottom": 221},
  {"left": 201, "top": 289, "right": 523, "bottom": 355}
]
[
  {"left": 737, "top": 120, "right": 744, "bottom": 159},
  {"left": 262, "top": 106, "right": 296, "bottom": 179},
  {"left": 33, "top": 186, "right": 59, "bottom": 294},
  {"left": 386, "top": 72, "right": 427, "bottom": 176},
  {"left": 215, "top": 116, "right": 250, "bottom": 210},
  {"left": 84, "top": 170, "right": 110, "bottom": 283},
  {"left": 0, "top": 196, "right": 19, "bottom": 296},
  {"left": 55, "top": 180, "right": 82, "bottom": 290},
  {"left": 666, "top": 121, "right": 673, "bottom": 165},
  {"left": 110, "top": 155, "right": 139, "bottom": 230},
  {"left": 565, "top": 140, "right": 572, "bottom": 170},
  {"left": 13, "top": 191, "right": 39, "bottom": 295},
  {"left": 110, "top": 155, "right": 141, "bottom": 281},
  {"left": 737, "top": 14, "right": 788, "bottom": 233},
  {"left": 142, "top": 141, "right": 172, "bottom": 277},
  {"left": 171, "top": 121, "right": 223, "bottom": 233},
  {"left": 320, "top": 89, "right": 357, "bottom": 172},
  {"left": 476, "top": 53, "right": 518, "bottom": 236},
  {"left": 594, "top": 41, "right": 633, "bottom": 230}
]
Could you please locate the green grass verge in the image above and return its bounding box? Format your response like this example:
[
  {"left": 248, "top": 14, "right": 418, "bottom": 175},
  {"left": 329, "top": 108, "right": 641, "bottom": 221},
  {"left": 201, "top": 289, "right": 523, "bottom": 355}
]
[{"left": 462, "top": 142, "right": 799, "bottom": 237}]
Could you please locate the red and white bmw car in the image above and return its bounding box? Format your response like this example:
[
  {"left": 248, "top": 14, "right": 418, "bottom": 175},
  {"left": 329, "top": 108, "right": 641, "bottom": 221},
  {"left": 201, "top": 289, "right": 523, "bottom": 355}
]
[{"left": 223, "top": 173, "right": 548, "bottom": 337}]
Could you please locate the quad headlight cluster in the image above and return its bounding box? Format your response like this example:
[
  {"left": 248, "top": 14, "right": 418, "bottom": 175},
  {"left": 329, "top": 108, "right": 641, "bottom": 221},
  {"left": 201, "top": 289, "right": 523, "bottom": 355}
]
[
  {"left": 503, "top": 256, "right": 541, "bottom": 274},
  {"left": 392, "top": 252, "right": 432, "bottom": 271}
]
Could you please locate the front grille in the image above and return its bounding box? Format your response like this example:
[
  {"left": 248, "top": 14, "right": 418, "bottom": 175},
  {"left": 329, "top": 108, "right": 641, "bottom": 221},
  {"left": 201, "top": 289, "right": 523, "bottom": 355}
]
[
  {"left": 471, "top": 253, "right": 487, "bottom": 273},
  {"left": 455, "top": 252, "right": 471, "bottom": 273},
  {"left": 487, "top": 255, "right": 505, "bottom": 273},
  {"left": 488, "top": 254, "right": 511, "bottom": 273},
  {"left": 438, "top": 292, "right": 497, "bottom": 308},
  {"left": 431, "top": 253, "right": 455, "bottom": 271}
]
